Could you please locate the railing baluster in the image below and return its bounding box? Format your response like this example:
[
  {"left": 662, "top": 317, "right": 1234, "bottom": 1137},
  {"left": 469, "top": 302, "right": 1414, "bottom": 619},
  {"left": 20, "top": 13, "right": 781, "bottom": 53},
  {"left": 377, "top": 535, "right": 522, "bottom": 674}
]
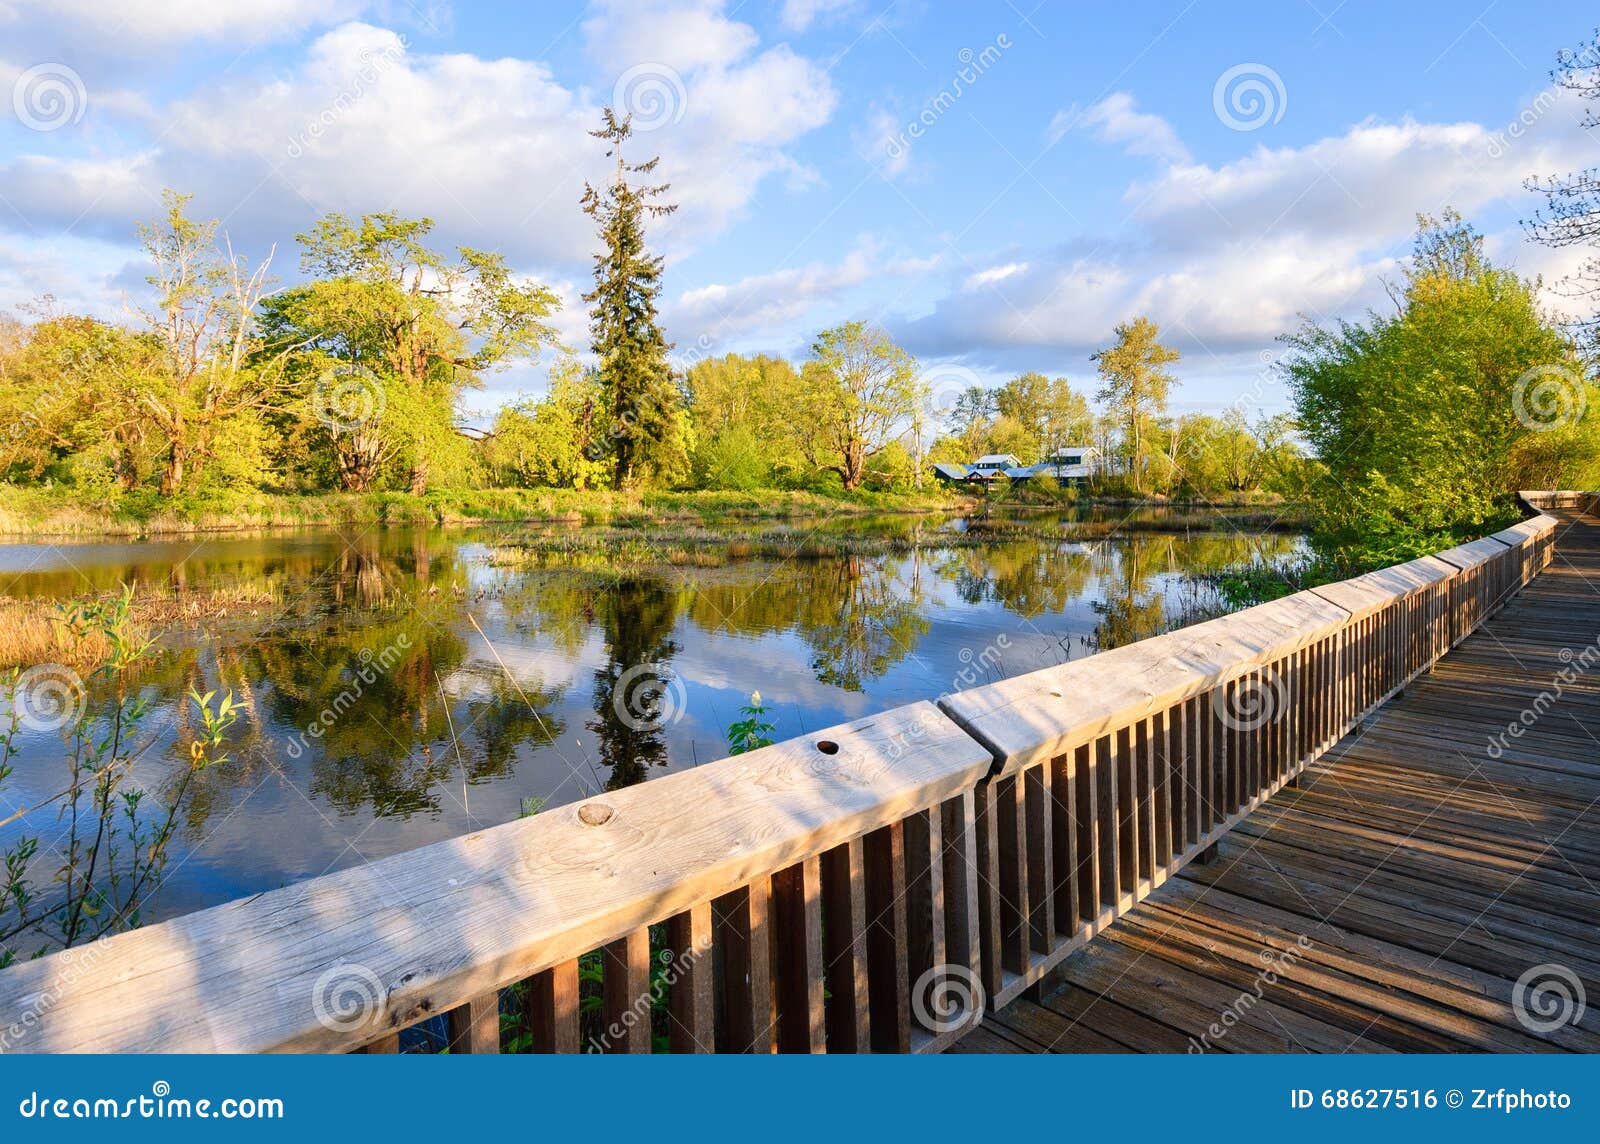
[
  {"left": 1133, "top": 719, "right": 1156, "bottom": 886},
  {"left": 994, "top": 774, "right": 1028, "bottom": 975},
  {"left": 864, "top": 821, "right": 911, "bottom": 1053},
  {"left": 666, "top": 904, "right": 714, "bottom": 1053},
  {"left": 772, "top": 858, "right": 825, "bottom": 1053},
  {"left": 601, "top": 929, "right": 651, "bottom": 1053},
  {"left": 942, "top": 792, "right": 982, "bottom": 974},
  {"left": 1115, "top": 725, "right": 1139, "bottom": 901},
  {"left": 906, "top": 807, "right": 948, "bottom": 982},
  {"left": 820, "top": 837, "right": 871, "bottom": 1052},
  {"left": 446, "top": 993, "right": 500, "bottom": 1055},
  {"left": 1048, "top": 752, "right": 1079, "bottom": 940},
  {"left": 1022, "top": 763, "right": 1054, "bottom": 956},
  {"left": 1072, "top": 742, "right": 1099, "bottom": 928},
  {"left": 715, "top": 881, "right": 776, "bottom": 1053},
  {"left": 526, "top": 960, "right": 579, "bottom": 1053}
]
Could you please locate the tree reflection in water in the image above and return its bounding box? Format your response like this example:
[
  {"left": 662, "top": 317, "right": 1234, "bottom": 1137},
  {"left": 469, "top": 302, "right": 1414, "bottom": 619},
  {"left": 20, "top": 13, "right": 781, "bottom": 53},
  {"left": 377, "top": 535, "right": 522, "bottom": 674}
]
[{"left": 0, "top": 513, "right": 1304, "bottom": 921}]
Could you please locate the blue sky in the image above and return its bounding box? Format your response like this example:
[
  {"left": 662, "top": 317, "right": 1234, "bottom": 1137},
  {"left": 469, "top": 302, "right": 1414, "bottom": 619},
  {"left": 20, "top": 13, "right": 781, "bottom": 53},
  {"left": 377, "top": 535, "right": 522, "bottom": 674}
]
[{"left": 2, "top": 1, "right": 1597, "bottom": 420}]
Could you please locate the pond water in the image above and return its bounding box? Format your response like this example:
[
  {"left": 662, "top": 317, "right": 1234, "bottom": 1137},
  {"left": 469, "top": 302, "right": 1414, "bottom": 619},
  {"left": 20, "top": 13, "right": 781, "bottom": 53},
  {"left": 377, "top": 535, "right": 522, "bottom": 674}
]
[{"left": 0, "top": 508, "right": 1304, "bottom": 923}]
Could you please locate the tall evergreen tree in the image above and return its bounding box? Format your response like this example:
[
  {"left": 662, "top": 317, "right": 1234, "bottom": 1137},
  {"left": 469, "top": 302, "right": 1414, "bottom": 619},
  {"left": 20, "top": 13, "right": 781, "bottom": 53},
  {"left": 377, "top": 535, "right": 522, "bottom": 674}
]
[{"left": 581, "top": 108, "right": 686, "bottom": 488}]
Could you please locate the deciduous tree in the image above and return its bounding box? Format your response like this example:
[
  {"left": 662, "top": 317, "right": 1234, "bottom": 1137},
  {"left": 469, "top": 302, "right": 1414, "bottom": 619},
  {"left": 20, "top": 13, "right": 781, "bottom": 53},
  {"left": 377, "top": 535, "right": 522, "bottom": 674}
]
[{"left": 797, "top": 322, "right": 924, "bottom": 491}]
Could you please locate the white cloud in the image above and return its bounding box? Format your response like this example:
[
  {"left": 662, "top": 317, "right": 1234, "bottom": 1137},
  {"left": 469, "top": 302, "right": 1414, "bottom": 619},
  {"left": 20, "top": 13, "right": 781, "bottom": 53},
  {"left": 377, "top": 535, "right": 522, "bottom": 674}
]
[
  {"left": 780, "top": 0, "right": 858, "bottom": 32},
  {"left": 0, "top": 13, "right": 836, "bottom": 282},
  {"left": 965, "top": 262, "right": 1029, "bottom": 289},
  {"left": 0, "top": 0, "right": 374, "bottom": 48},
  {"left": 1053, "top": 92, "right": 1191, "bottom": 165},
  {"left": 667, "top": 239, "right": 942, "bottom": 346},
  {"left": 900, "top": 86, "right": 1600, "bottom": 396}
]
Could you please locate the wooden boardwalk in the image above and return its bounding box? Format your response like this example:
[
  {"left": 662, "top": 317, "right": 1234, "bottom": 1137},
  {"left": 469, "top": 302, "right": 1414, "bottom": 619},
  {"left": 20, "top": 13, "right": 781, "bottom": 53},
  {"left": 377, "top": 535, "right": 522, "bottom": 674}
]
[{"left": 960, "top": 508, "right": 1600, "bottom": 1054}]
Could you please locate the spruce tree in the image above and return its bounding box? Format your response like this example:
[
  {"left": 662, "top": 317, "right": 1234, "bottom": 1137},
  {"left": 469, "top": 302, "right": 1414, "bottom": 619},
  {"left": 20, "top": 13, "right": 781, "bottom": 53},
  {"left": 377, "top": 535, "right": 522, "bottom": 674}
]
[{"left": 581, "top": 108, "right": 682, "bottom": 488}]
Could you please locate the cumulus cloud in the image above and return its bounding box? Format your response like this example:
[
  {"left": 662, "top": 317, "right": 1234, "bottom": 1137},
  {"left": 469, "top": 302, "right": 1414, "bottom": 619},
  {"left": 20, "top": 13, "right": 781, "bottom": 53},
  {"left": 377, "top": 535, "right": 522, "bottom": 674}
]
[
  {"left": 667, "top": 240, "right": 942, "bottom": 346},
  {"left": 900, "top": 85, "right": 1599, "bottom": 389},
  {"left": 0, "top": 10, "right": 836, "bottom": 279}
]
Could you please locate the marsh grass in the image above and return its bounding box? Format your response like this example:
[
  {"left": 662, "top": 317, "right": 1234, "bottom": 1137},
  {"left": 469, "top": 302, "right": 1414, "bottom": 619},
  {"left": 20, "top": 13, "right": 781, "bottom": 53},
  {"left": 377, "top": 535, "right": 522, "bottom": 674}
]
[
  {"left": 965, "top": 508, "right": 1309, "bottom": 539},
  {"left": 0, "top": 585, "right": 279, "bottom": 670},
  {"left": 0, "top": 486, "right": 969, "bottom": 538},
  {"left": 489, "top": 505, "right": 1309, "bottom": 581}
]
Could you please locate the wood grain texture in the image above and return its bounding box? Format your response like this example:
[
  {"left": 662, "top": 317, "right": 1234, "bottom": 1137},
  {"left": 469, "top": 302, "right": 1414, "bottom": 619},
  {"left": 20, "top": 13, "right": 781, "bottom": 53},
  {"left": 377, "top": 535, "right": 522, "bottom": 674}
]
[
  {"left": 0, "top": 702, "right": 986, "bottom": 1053},
  {"left": 975, "top": 505, "right": 1596, "bottom": 1055}
]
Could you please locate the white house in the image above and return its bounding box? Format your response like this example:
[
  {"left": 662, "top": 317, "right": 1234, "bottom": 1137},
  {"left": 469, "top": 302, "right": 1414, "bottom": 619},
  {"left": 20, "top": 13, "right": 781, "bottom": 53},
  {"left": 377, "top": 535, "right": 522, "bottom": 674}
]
[
  {"left": 930, "top": 449, "right": 1099, "bottom": 489},
  {"left": 1009, "top": 446, "right": 1100, "bottom": 488}
]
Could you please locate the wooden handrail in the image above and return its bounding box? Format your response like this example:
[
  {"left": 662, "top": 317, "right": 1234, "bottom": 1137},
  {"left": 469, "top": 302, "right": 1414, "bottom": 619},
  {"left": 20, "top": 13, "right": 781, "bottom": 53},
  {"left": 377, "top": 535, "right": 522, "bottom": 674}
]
[{"left": 0, "top": 500, "right": 1567, "bottom": 1054}]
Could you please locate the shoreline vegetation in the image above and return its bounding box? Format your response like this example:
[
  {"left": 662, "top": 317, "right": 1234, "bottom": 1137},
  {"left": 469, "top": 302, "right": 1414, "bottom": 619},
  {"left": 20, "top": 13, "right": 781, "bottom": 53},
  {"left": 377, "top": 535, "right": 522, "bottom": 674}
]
[
  {"left": 0, "top": 486, "right": 966, "bottom": 538},
  {"left": 0, "top": 484, "right": 1303, "bottom": 540},
  {"left": 490, "top": 504, "right": 1308, "bottom": 574}
]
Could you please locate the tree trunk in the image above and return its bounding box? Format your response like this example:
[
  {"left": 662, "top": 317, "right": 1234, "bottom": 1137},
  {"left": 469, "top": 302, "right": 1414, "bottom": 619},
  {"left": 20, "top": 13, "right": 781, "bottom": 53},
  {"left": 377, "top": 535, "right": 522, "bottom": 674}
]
[
  {"left": 160, "top": 445, "right": 185, "bottom": 497},
  {"left": 409, "top": 456, "right": 429, "bottom": 495},
  {"left": 337, "top": 433, "right": 381, "bottom": 492},
  {"left": 841, "top": 440, "right": 864, "bottom": 491},
  {"left": 115, "top": 445, "right": 139, "bottom": 490}
]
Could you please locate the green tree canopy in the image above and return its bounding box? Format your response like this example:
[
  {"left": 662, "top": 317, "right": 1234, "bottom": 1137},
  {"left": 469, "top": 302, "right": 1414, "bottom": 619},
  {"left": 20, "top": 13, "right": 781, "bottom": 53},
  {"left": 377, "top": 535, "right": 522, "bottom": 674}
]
[
  {"left": 1284, "top": 210, "right": 1600, "bottom": 568},
  {"left": 797, "top": 322, "right": 924, "bottom": 491},
  {"left": 260, "top": 210, "right": 559, "bottom": 492},
  {"left": 1092, "top": 317, "right": 1181, "bottom": 493}
]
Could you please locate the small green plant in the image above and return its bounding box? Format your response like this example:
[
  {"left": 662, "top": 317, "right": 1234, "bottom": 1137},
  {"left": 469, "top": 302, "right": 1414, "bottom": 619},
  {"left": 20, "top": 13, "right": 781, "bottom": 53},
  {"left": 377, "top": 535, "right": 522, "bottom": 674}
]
[
  {"left": 726, "top": 691, "right": 776, "bottom": 756},
  {"left": 0, "top": 586, "right": 238, "bottom": 964}
]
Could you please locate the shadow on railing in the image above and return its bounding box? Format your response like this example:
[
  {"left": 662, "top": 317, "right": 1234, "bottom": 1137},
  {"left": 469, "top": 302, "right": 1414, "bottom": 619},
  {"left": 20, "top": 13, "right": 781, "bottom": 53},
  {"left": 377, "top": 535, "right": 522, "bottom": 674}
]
[{"left": 0, "top": 497, "right": 1573, "bottom": 1054}]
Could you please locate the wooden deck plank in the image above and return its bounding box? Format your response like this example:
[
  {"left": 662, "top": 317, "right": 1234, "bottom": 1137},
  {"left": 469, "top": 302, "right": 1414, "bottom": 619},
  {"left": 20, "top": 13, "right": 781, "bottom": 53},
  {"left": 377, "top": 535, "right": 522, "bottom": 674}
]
[{"left": 968, "top": 507, "right": 1600, "bottom": 1054}]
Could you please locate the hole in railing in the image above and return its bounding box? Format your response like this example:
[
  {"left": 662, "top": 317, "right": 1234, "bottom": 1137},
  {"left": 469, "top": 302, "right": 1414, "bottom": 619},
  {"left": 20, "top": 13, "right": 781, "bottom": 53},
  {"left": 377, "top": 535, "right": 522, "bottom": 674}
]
[
  {"left": 815, "top": 740, "right": 839, "bottom": 755},
  {"left": 1048, "top": 688, "right": 1063, "bottom": 698}
]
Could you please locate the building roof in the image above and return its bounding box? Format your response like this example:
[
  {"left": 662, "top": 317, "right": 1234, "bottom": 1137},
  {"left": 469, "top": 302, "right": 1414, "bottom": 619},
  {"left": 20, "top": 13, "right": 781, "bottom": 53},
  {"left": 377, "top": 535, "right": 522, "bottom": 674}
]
[
  {"left": 972, "top": 454, "right": 1023, "bottom": 467},
  {"left": 930, "top": 462, "right": 969, "bottom": 480}
]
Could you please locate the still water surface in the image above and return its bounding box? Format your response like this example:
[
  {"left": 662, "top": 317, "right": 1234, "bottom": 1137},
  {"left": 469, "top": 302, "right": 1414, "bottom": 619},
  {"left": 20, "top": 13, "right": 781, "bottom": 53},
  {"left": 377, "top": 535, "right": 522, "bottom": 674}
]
[{"left": 0, "top": 509, "right": 1303, "bottom": 921}]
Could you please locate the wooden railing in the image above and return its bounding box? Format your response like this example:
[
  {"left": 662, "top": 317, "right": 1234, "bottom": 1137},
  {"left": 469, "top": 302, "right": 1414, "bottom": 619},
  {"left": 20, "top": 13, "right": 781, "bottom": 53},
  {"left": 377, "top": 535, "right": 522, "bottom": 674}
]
[{"left": 0, "top": 501, "right": 1567, "bottom": 1054}]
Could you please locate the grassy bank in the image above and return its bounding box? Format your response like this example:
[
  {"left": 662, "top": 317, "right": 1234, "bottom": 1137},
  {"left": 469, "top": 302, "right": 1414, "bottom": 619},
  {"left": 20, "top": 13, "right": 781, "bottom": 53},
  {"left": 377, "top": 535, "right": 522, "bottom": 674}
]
[{"left": 0, "top": 486, "right": 972, "bottom": 538}]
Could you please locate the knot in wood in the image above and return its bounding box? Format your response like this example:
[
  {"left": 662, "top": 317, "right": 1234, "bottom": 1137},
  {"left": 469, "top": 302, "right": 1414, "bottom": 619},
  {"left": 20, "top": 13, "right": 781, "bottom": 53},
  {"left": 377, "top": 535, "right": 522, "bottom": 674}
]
[{"left": 577, "top": 802, "right": 614, "bottom": 826}]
